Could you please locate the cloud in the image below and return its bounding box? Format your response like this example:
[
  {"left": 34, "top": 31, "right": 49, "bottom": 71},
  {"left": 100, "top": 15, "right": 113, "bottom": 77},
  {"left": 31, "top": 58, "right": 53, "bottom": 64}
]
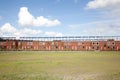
[
  {"left": 69, "top": 19, "right": 120, "bottom": 36},
  {"left": 84, "top": 0, "right": 120, "bottom": 35},
  {"left": 45, "top": 31, "right": 63, "bottom": 37},
  {"left": 18, "top": 7, "right": 61, "bottom": 27},
  {"left": 0, "top": 23, "right": 63, "bottom": 37},
  {"left": 33, "top": 16, "right": 61, "bottom": 27},
  {"left": 103, "top": 8, "right": 120, "bottom": 18},
  {"left": 0, "top": 23, "right": 42, "bottom": 37},
  {"left": 85, "top": 0, "right": 120, "bottom": 19},
  {"left": 15, "top": 28, "right": 42, "bottom": 37},
  {"left": 18, "top": 7, "right": 34, "bottom": 26},
  {"left": 86, "top": 0, "right": 120, "bottom": 9},
  {"left": 0, "top": 23, "right": 17, "bottom": 36},
  {"left": 83, "top": 25, "right": 120, "bottom": 36}
]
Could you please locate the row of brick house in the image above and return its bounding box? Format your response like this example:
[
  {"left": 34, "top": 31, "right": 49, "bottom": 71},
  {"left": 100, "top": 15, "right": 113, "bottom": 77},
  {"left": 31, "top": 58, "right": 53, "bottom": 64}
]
[{"left": 0, "top": 37, "right": 120, "bottom": 51}]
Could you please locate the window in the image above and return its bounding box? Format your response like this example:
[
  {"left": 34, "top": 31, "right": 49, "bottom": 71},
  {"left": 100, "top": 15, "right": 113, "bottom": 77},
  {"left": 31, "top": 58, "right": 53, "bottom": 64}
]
[
  {"left": 39, "top": 42, "right": 45, "bottom": 45},
  {"left": 83, "top": 46, "right": 84, "bottom": 48},
  {"left": 64, "top": 46, "right": 66, "bottom": 48},
  {"left": 18, "top": 42, "right": 21, "bottom": 45},
  {"left": 97, "top": 42, "right": 99, "bottom": 45},
  {"left": 107, "top": 42, "right": 110, "bottom": 46},
  {"left": 97, "top": 46, "right": 99, "bottom": 50},
  {"left": 27, "top": 42, "right": 33, "bottom": 45},
  {"left": 112, "top": 46, "right": 114, "bottom": 49},
  {"left": 56, "top": 46, "right": 58, "bottom": 49},
  {"left": 55, "top": 42, "right": 58, "bottom": 46},
  {"left": 52, "top": 42, "right": 54, "bottom": 45},
  {"left": 12, "top": 42, "right": 15, "bottom": 45},
  {"left": 42, "top": 42, "right": 45, "bottom": 45},
  {"left": 11, "top": 45, "right": 14, "bottom": 48},
  {"left": 82, "top": 42, "right": 84, "bottom": 44},
  {"left": 104, "top": 44, "right": 106, "bottom": 47},
  {"left": 4, "top": 46, "right": 6, "bottom": 49},
  {"left": 112, "top": 42, "right": 115, "bottom": 45}
]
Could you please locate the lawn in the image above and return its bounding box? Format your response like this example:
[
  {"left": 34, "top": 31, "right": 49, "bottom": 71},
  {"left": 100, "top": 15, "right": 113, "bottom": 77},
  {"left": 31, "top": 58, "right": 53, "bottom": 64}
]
[{"left": 0, "top": 51, "right": 120, "bottom": 80}]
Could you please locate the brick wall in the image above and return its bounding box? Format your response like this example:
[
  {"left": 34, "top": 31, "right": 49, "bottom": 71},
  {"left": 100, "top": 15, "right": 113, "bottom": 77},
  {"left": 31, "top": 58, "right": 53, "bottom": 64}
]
[{"left": 0, "top": 39, "right": 120, "bottom": 51}]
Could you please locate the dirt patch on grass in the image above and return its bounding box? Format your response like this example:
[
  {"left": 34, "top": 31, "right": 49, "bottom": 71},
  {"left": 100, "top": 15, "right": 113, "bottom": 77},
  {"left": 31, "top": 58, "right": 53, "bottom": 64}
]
[{"left": 54, "top": 73, "right": 101, "bottom": 80}]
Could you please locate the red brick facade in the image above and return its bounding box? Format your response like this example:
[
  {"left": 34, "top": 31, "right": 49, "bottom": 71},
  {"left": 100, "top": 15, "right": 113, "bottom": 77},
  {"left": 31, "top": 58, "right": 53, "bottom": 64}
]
[{"left": 0, "top": 39, "right": 120, "bottom": 51}]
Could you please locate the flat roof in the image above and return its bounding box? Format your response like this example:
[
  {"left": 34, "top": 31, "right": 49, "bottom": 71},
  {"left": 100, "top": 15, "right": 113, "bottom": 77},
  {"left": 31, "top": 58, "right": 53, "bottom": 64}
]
[{"left": 0, "top": 36, "right": 120, "bottom": 41}]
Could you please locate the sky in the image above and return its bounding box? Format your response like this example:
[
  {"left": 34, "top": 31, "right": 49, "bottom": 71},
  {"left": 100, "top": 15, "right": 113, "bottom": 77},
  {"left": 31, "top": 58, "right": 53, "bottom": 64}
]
[{"left": 0, "top": 0, "right": 120, "bottom": 37}]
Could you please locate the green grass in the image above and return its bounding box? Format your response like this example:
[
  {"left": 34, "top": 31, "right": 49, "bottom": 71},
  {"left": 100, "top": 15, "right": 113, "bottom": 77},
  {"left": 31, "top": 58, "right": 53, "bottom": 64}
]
[{"left": 0, "top": 51, "right": 120, "bottom": 80}]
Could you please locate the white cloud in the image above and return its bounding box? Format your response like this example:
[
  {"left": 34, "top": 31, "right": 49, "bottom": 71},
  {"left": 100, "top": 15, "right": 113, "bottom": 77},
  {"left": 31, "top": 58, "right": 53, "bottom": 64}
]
[
  {"left": 0, "top": 23, "right": 17, "bottom": 36},
  {"left": 18, "top": 28, "right": 42, "bottom": 36},
  {"left": 69, "top": 19, "right": 120, "bottom": 36},
  {"left": 0, "top": 23, "right": 42, "bottom": 37},
  {"left": 45, "top": 31, "right": 63, "bottom": 37},
  {"left": 33, "top": 16, "right": 60, "bottom": 27},
  {"left": 83, "top": 25, "right": 120, "bottom": 36},
  {"left": 103, "top": 8, "right": 120, "bottom": 18},
  {"left": 18, "top": 7, "right": 61, "bottom": 27},
  {"left": 84, "top": 0, "right": 120, "bottom": 34},
  {"left": 86, "top": 0, "right": 120, "bottom": 9},
  {"left": 86, "top": 0, "right": 120, "bottom": 19},
  {"left": 18, "top": 7, "right": 34, "bottom": 26}
]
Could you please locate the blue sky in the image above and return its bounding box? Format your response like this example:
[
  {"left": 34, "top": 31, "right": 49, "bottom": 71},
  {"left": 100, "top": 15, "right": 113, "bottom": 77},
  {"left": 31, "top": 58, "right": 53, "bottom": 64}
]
[{"left": 0, "top": 0, "right": 120, "bottom": 37}]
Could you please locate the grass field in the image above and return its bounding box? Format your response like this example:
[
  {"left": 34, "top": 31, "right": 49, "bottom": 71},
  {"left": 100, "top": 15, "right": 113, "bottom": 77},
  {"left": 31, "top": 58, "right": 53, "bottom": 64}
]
[{"left": 0, "top": 51, "right": 120, "bottom": 80}]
